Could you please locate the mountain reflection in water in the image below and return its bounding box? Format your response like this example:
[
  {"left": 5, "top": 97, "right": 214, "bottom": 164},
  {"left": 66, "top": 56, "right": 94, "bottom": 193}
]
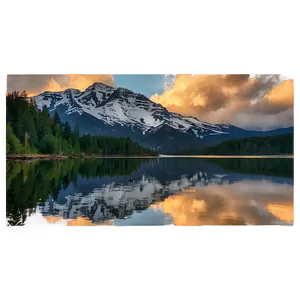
[{"left": 6, "top": 158, "right": 293, "bottom": 226}]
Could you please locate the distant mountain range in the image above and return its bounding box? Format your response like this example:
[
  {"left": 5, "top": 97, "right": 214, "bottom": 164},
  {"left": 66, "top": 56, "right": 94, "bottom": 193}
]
[{"left": 33, "top": 82, "right": 294, "bottom": 153}]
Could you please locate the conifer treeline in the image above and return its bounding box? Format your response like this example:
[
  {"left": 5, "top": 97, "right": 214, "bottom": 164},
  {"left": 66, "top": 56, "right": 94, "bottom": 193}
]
[
  {"left": 175, "top": 134, "right": 293, "bottom": 155},
  {"left": 6, "top": 91, "right": 157, "bottom": 156}
]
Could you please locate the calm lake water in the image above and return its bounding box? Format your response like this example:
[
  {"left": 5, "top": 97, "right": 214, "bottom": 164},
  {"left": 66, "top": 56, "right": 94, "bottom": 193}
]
[{"left": 6, "top": 157, "right": 294, "bottom": 226}]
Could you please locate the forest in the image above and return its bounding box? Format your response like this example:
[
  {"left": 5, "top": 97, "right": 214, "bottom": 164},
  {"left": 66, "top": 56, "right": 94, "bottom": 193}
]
[
  {"left": 176, "top": 134, "right": 294, "bottom": 155},
  {"left": 6, "top": 91, "right": 157, "bottom": 156}
]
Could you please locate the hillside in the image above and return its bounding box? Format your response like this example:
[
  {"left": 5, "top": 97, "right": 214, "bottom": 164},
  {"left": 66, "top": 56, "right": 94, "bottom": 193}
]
[{"left": 175, "top": 134, "right": 294, "bottom": 155}]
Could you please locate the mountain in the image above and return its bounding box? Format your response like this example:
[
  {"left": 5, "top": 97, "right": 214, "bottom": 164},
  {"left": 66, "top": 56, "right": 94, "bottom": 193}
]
[{"left": 33, "top": 82, "right": 294, "bottom": 153}]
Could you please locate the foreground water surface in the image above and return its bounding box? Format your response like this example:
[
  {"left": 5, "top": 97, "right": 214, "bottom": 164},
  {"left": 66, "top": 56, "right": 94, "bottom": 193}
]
[{"left": 6, "top": 157, "right": 294, "bottom": 226}]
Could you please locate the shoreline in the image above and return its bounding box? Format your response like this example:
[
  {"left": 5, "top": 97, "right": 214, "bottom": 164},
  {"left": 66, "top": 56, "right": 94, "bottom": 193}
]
[
  {"left": 159, "top": 154, "right": 294, "bottom": 159},
  {"left": 6, "top": 154, "right": 159, "bottom": 161},
  {"left": 6, "top": 154, "right": 294, "bottom": 161}
]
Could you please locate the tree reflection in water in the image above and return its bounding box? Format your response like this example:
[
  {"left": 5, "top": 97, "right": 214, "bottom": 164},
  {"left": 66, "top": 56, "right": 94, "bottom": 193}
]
[{"left": 6, "top": 158, "right": 293, "bottom": 226}]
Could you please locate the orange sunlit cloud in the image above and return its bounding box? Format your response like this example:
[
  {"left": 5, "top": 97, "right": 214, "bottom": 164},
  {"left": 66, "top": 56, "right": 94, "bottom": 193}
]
[
  {"left": 151, "top": 74, "right": 294, "bottom": 130},
  {"left": 30, "top": 74, "right": 116, "bottom": 96},
  {"left": 7, "top": 74, "right": 115, "bottom": 97},
  {"left": 264, "top": 79, "right": 294, "bottom": 106}
]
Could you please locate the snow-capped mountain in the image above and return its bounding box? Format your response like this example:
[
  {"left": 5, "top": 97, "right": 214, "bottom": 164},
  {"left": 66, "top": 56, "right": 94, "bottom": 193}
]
[
  {"left": 33, "top": 82, "right": 293, "bottom": 152},
  {"left": 34, "top": 82, "right": 229, "bottom": 134}
]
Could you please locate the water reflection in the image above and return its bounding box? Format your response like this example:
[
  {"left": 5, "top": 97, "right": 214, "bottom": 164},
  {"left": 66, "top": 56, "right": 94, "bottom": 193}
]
[
  {"left": 6, "top": 158, "right": 294, "bottom": 226},
  {"left": 152, "top": 181, "right": 293, "bottom": 225}
]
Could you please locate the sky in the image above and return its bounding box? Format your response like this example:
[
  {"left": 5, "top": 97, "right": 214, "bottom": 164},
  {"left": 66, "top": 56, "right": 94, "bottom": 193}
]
[{"left": 7, "top": 74, "right": 293, "bottom": 130}]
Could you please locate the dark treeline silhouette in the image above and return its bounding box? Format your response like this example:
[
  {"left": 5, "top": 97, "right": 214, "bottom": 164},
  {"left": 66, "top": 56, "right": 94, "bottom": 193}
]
[
  {"left": 6, "top": 91, "right": 157, "bottom": 156},
  {"left": 175, "top": 134, "right": 293, "bottom": 155},
  {"left": 6, "top": 158, "right": 147, "bottom": 226}
]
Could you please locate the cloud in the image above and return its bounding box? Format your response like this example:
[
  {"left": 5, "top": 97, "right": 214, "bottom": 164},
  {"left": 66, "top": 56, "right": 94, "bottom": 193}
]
[
  {"left": 6, "top": 74, "right": 294, "bottom": 130},
  {"left": 7, "top": 74, "right": 115, "bottom": 96},
  {"left": 164, "top": 81, "right": 174, "bottom": 90},
  {"left": 165, "top": 72, "right": 173, "bottom": 78},
  {"left": 151, "top": 74, "right": 294, "bottom": 130}
]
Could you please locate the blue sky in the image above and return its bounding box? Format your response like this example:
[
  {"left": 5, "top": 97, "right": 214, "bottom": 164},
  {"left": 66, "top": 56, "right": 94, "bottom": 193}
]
[{"left": 113, "top": 74, "right": 175, "bottom": 98}]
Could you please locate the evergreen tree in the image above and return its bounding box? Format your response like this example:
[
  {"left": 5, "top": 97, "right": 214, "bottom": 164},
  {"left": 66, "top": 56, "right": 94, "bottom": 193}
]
[
  {"left": 6, "top": 123, "right": 23, "bottom": 154},
  {"left": 22, "top": 109, "right": 38, "bottom": 147},
  {"left": 20, "top": 90, "right": 28, "bottom": 98},
  {"left": 40, "top": 105, "right": 53, "bottom": 136},
  {"left": 92, "top": 136, "right": 101, "bottom": 154},
  {"left": 40, "top": 134, "right": 56, "bottom": 154},
  {"left": 67, "top": 137, "right": 73, "bottom": 155},
  {"left": 52, "top": 111, "right": 61, "bottom": 133},
  {"left": 62, "top": 139, "right": 69, "bottom": 154},
  {"left": 6, "top": 142, "right": 11, "bottom": 153},
  {"left": 29, "top": 98, "right": 38, "bottom": 127},
  {"left": 74, "top": 140, "right": 81, "bottom": 154},
  {"left": 24, "top": 132, "right": 30, "bottom": 153},
  {"left": 54, "top": 124, "right": 62, "bottom": 154},
  {"left": 63, "top": 121, "right": 72, "bottom": 140},
  {"left": 72, "top": 124, "right": 80, "bottom": 145}
]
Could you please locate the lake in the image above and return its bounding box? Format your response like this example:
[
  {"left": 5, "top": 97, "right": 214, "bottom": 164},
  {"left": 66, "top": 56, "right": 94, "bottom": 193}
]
[{"left": 6, "top": 157, "right": 294, "bottom": 226}]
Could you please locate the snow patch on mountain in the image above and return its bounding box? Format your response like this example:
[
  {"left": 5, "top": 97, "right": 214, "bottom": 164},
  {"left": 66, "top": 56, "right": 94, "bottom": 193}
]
[
  {"left": 33, "top": 82, "right": 229, "bottom": 139},
  {"left": 192, "top": 129, "right": 199, "bottom": 137}
]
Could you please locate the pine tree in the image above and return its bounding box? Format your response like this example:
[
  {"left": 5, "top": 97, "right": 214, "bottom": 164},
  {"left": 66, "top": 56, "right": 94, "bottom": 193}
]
[
  {"left": 20, "top": 90, "right": 28, "bottom": 98},
  {"left": 87, "top": 134, "right": 93, "bottom": 154},
  {"left": 40, "top": 134, "right": 55, "bottom": 154},
  {"left": 24, "top": 132, "right": 30, "bottom": 153},
  {"left": 74, "top": 140, "right": 81, "bottom": 155},
  {"left": 54, "top": 124, "right": 62, "bottom": 154},
  {"left": 62, "top": 138, "right": 69, "bottom": 155},
  {"left": 72, "top": 124, "right": 80, "bottom": 145},
  {"left": 52, "top": 111, "right": 61, "bottom": 134},
  {"left": 40, "top": 105, "right": 53, "bottom": 136},
  {"left": 92, "top": 136, "right": 100, "bottom": 154},
  {"left": 6, "top": 142, "right": 11, "bottom": 153},
  {"left": 63, "top": 121, "right": 72, "bottom": 140},
  {"left": 22, "top": 109, "right": 38, "bottom": 147},
  {"left": 6, "top": 123, "right": 23, "bottom": 154},
  {"left": 67, "top": 137, "right": 73, "bottom": 155},
  {"left": 120, "top": 138, "right": 126, "bottom": 155},
  {"left": 29, "top": 98, "right": 39, "bottom": 131}
]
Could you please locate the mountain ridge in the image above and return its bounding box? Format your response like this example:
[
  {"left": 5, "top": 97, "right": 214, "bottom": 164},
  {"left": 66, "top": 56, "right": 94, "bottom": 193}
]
[{"left": 33, "top": 82, "right": 293, "bottom": 152}]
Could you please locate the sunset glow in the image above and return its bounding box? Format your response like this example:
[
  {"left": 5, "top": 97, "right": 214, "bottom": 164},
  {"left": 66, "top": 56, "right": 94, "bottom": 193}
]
[
  {"left": 7, "top": 74, "right": 293, "bottom": 130},
  {"left": 151, "top": 180, "right": 293, "bottom": 226}
]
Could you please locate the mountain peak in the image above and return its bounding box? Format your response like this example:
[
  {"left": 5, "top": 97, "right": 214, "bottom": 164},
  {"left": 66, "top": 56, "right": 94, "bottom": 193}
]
[
  {"left": 117, "top": 87, "right": 134, "bottom": 93},
  {"left": 87, "top": 82, "right": 115, "bottom": 90},
  {"left": 63, "top": 88, "right": 81, "bottom": 94}
]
